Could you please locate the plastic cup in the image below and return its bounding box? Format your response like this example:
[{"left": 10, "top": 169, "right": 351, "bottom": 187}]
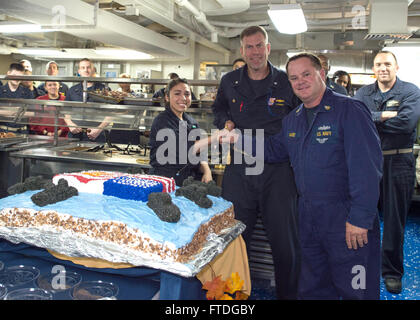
[
  {"left": 0, "top": 284, "right": 7, "bottom": 300},
  {"left": 72, "top": 280, "right": 119, "bottom": 300},
  {"left": 0, "top": 265, "right": 40, "bottom": 288},
  {"left": 5, "top": 287, "right": 53, "bottom": 300},
  {"left": 37, "top": 271, "right": 82, "bottom": 300}
]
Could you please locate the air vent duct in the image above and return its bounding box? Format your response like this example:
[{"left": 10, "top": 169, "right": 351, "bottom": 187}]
[
  {"left": 364, "top": 33, "right": 412, "bottom": 40},
  {"left": 364, "top": 0, "right": 412, "bottom": 41}
]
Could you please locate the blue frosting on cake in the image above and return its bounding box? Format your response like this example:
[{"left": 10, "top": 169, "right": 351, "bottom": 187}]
[
  {"left": 0, "top": 190, "right": 232, "bottom": 249},
  {"left": 103, "top": 176, "right": 163, "bottom": 202}
]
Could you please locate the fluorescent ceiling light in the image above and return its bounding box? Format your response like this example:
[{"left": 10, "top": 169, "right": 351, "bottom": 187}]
[
  {"left": 18, "top": 48, "right": 61, "bottom": 56},
  {"left": 0, "top": 24, "right": 53, "bottom": 34},
  {"left": 17, "top": 48, "right": 154, "bottom": 60},
  {"left": 286, "top": 49, "right": 305, "bottom": 58},
  {"left": 95, "top": 49, "right": 153, "bottom": 60},
  {"left": 268, "top": 4, "right": 307, "bottom": 35}
]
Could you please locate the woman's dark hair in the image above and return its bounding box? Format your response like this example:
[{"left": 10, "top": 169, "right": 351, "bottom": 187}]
[
  {"left": 333, "top": 70, "right": 352, "bottom": 93},
  {"left": 164, "top": 78, "right": 190, "bottom": 107},
  {"left": 9, "top": 63, "right": 25, "bottom": 73}
]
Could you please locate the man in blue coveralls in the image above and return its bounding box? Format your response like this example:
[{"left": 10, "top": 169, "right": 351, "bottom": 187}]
[
  {"left": 223, "top": 53, "right": 383, "bottom": 299},
  {"left": 355, "top": 51, "right": 420, "bottom": 294}
]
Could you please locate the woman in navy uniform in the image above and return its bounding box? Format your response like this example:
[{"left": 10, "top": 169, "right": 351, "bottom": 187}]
[{"left": 149, "top": 78, "right": 213, "bottom": 186}]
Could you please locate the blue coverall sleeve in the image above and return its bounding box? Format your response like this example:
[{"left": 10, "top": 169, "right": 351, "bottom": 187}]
[
  {"left": 344, "top": 101, "right": 383, "bottom": 229},
  {"left": 64, "top": 90, "right": 72, "bottom": 101},
  {"left": 354, "top": 88, "right": 382, "bottom": 123},
  {"left": 211, "top": 77, "right": 231, "bottom": 130},
  {"left": 264, "top": 129, "right": 289, "bottom": 163},
  {"left": 377, "top": 87, "right": 420, "bottom": 134},
  {"left": 242, "top": 129, "right": 289, "bottom": 163},
  {"left": 370, "top": 111, "right": 383, "bottom": 123}
]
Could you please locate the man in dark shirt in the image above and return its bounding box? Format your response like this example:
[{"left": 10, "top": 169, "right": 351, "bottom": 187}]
[
  {"left": 355, "top": 51, "right": 420, "bottom": 294},
  {"left": 0, "top": 63, "right": 34, "bottom": 133},
  {"left": 19, "top": 59, "right": 32, "bottom": 72},
  {"left": 21, "top": 69, "right": 43, "bottom": 99},
  {"left": 232, "top": 58, "right": 246, "bottom": 70},
  {"left": 64, "top": 58, "right": 110, "bottom": 142},
  {"left": 318, "top": 54, "right": 348, "bottom": 96},
  {"left": 211, "top": 26, "right": 301, "bottom": 299}
]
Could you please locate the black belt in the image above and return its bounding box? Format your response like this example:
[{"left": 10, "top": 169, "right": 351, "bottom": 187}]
[{"left": 382, "top": 148, "right": 413, "bottom": 155}]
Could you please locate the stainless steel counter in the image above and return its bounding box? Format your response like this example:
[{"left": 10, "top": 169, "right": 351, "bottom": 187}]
[
  {"left": 0, "top": 136, "right": 78, "bottom": 198},
  {"left": 0, "top": 135, "right": 77, "bottom": 152},
  {"left": 10, "top": 142, "right": 151, "bottom": 169},
  {"left": 5, "top": 142, "right": 151, "bottom": 197},
  {"left": 8, "top": 141, "right": 228, "bottom": 189}
]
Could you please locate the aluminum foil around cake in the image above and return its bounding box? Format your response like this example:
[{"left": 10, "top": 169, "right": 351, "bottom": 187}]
[
  {"left": 0, "top": 221, "right": 245, "bottom": 277},
  {"left": 186, "top": 222, "right": 246, "bottom": 275}
]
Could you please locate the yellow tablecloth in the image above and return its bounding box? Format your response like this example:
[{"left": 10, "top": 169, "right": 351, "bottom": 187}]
[{"left": 48, "top": 235, "right": 251, "bottom": 296}]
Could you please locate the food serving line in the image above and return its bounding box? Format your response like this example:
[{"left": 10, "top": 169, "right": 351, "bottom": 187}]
[
  {"left": 0, "top": 75, "right": 218, "bottom": 181},
  {"left": 0, "top": 134, "right": 80, "bottom": 198}
]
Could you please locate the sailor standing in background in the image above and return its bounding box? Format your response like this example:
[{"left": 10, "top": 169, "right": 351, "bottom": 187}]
[
  {"left": 0, "top": 62, "right": 34, "bottom": 198},
  {"left": 0, "top": 63, "right": 34, "bottom": 133},
  {"left": 64, "top": 58, "right": 110, "bottom": 142},
  {"left": 355, "top": 51, "right": 420, "bottom": 294},
  {"left": 38, "top": 61, "right": 69, "bottom": 96},
  {"left": 317, "top": 54, "right": 348, "bottom": 96},
  {"left": 19, "top": 59, "right": 32, "bottom": 72}
]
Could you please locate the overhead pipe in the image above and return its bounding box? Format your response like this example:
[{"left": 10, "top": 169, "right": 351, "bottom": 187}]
[
  {"left": 174, "top": 0, "right": 218, "bottom": 42},
  {"left": 115, "top": 0, "right": 231, "bottom": 54},
  {"left": 209, "top": 17, "right": 367, "bottom": 30}
]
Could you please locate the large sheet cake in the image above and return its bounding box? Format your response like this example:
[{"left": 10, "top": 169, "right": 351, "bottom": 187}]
[{"left": 0, "top": 171, "right": 243, "bottom": 276}]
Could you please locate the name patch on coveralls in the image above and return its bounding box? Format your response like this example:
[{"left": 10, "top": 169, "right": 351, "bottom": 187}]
[
  {"left": 288, "top": 131, "right": 300, "bottom": 139},
  {"left": 312, "top": 124, "right": 337, "bottom": 144}
]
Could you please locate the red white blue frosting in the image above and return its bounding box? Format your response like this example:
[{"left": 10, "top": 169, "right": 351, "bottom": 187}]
[{"left": 52, "top": 171, "right": 176, "bottom": 202}]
